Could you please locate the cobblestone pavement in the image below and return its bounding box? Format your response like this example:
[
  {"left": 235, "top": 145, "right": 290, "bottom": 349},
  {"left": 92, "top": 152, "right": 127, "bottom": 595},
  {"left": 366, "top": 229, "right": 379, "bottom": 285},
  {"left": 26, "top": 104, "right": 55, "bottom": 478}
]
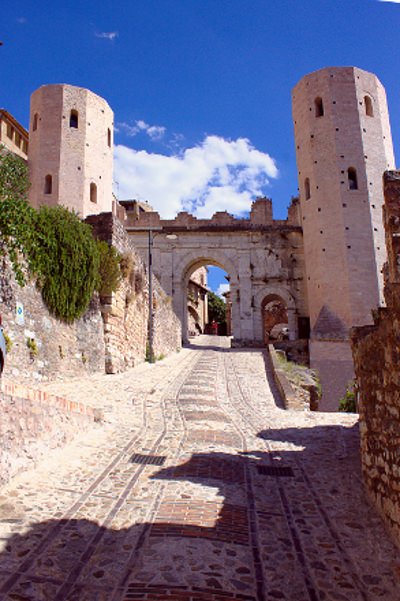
[{"left": 0, "top": 336, "right": 399, "bottom": 601}]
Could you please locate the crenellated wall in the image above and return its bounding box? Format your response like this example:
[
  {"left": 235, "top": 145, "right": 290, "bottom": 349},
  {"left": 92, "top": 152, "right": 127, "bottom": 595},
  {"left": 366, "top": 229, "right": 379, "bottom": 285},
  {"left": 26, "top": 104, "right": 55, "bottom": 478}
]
[{"left": 125, "top": 198, "right": 308, "bottom": 347}]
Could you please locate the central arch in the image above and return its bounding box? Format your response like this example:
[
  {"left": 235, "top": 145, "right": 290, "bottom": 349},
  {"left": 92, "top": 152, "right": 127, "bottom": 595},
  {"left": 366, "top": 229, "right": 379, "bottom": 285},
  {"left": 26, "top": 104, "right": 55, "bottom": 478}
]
[{"left": 173, "top": 251, "right": 238, "bottom": 342}]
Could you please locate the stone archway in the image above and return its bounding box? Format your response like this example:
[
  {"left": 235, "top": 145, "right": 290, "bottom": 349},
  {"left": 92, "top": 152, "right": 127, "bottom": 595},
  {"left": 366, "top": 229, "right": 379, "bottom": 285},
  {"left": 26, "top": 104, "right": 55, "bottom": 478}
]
[
  {"left": 261, "top": 294, "right": 288, "bottom": 343},
  {"left": 174, "top": 253, "right": 236, "bottom": 342},
  {"left": 254, "top": 286, "right": 298, "bottom": 342}
]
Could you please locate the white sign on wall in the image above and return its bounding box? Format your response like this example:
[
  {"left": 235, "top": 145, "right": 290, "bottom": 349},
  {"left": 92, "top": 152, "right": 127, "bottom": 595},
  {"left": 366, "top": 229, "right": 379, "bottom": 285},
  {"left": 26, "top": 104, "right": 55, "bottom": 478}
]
[{"left": 16, "top": 302, "right": 24, "bottom": 326}]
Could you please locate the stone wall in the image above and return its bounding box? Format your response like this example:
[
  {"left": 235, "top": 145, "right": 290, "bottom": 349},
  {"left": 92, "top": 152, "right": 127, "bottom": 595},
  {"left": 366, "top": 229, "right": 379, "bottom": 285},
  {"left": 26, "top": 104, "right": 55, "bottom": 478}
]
[
  {"left": 351, "top": 171, "right": 400, "bottom": 547},
  {"left": 87, "top": 212, "right": 181, "bottom": 372},
  {"left": 0, "top": 378, "right": 99, "bottom": 486},
  {"left": 0, "top": 255, "right": 105, "bottom": 383}
]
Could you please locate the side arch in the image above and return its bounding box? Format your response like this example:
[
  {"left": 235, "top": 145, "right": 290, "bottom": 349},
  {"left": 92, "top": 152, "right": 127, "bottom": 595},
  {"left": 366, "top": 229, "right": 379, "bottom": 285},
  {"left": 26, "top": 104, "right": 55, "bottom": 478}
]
[{"left": 253, "top": 285, "right": 298, "bottom": 342}]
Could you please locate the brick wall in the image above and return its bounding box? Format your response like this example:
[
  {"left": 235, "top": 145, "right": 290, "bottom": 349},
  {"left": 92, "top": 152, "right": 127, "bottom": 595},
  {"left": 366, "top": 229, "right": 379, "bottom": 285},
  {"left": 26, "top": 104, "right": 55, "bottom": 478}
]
[
  {"left": 0, "top": 378, "right": 99, "bottom": 486},
  {"left": 351, "top": 171, "right": 400, "bottom": 546}
]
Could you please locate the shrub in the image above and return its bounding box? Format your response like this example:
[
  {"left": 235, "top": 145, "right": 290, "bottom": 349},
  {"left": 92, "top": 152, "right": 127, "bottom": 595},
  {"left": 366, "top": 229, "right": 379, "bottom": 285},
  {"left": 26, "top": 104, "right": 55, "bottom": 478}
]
[
  {"left": 29, "top": 205, "right": 100, "bottom": 322},
  {"left": 120, "top": 252, "right": 135, "bottom": 280},
  {"left": 3, "top": 331, "right": 13, "bottom": 353},
  {"left": 338, "top": 382, "right": 357, "bottom": 413},
  {"left": 96, "top": 240, "right": 121, "bottom": 297}
]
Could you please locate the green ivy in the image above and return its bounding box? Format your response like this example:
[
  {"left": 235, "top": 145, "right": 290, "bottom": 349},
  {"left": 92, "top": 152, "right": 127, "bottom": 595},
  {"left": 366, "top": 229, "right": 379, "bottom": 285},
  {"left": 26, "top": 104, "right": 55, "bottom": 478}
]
[{"left": 0, "top": 147, "right": 36, "bottom": 285}]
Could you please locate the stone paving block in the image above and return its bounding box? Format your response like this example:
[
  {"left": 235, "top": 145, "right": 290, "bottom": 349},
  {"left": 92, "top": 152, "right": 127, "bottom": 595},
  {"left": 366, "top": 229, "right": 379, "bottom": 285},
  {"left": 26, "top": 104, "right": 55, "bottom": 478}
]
[{"left": 0, "top": 338, "right": 399, "bottom": 601}]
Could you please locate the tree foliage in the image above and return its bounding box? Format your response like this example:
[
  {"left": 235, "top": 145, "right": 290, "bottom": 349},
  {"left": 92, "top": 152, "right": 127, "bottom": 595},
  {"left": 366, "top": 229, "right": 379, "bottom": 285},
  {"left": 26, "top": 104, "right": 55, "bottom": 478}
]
[
  {"left": 0, "top": 148, "right": 35, "bottom": 284},
  {"left": 208, "top": 291, "right": 226, "bottom": 324}
]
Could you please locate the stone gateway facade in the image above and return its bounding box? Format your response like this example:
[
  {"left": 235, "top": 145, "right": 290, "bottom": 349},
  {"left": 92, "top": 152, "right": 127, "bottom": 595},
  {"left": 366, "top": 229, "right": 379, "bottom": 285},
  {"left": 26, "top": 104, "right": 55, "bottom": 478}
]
[{"left": 3, "top": 66, "right": 395, "bottom": 409}]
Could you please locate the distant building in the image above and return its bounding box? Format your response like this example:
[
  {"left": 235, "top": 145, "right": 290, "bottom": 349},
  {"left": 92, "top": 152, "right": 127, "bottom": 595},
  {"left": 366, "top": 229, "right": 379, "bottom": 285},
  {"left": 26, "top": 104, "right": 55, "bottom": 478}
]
[
  {"left": 187, "top": 267, "right": 208, "bottom": 336},
  {"left": 119, "top": 199, "right": 154, "bottom": 219},
  {"left": 0, "top": 109, "right": 28, "bottom": 160}
]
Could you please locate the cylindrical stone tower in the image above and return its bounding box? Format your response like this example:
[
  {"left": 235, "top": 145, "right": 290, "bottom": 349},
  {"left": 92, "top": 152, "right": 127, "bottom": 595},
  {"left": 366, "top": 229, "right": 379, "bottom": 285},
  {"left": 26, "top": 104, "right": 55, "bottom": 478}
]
[
  {"left": 292, "top": 66, "right": 395, "bottom": 410},
  {"left": 28, "top": 84, "right": 114, "bottom": 217}
]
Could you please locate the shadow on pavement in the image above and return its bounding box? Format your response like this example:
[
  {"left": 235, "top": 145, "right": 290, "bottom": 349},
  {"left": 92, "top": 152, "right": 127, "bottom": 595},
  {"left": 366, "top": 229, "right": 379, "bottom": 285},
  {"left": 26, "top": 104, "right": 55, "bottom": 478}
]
[{"left": 0, "top": 425, "right": 398, "bottom": 601}]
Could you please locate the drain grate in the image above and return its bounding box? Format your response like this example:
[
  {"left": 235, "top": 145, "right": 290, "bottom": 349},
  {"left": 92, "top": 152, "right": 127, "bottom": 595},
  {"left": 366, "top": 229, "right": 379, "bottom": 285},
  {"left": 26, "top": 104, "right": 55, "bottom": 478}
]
[
  {"left": 130, "top": 453, "right": 166, "bottom": 466},
  {"left": 257, "top": 465, "right": 294, "bottom": 477}
]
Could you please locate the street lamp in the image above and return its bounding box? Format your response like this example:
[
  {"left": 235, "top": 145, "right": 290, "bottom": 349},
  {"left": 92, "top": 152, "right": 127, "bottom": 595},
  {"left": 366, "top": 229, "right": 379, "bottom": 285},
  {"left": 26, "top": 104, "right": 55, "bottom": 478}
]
[{"left": 147, "top": 230, "right": 177, "bottom": 363}]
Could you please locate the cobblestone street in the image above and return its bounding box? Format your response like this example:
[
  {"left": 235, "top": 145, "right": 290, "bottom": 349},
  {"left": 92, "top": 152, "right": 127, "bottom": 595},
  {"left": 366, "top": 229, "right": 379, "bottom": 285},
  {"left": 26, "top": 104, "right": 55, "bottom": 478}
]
[{"left": 0, "top": 336, "right": 399, "bottom": 601}]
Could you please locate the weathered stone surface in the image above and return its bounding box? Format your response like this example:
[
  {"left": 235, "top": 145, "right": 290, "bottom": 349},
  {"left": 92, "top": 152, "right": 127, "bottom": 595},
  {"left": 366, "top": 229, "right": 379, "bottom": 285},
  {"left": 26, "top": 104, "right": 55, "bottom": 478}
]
[
  {"left": 0, "top": 255, "right": 105, "bottom": 383},
  {"left": 0, "top": 378, "right": 97, "bottom": 486},
  {"left": 87, "top": 212, "right": 181, "bottom": 371},
  {"left": 351, "top": 170, "right": 400, "bottom": 547}
]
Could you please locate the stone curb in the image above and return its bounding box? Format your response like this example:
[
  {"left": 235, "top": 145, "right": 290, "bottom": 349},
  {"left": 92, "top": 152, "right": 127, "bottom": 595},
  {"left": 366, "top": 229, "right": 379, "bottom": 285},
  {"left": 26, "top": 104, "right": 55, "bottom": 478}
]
[{"left": 0, "top": 377, "right": 101, "bottom": 421}]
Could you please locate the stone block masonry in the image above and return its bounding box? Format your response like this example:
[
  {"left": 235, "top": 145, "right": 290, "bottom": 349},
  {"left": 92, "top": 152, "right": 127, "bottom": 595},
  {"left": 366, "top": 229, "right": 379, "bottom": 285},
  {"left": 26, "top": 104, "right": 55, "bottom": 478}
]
[
  {"left": 0, "top": 378, "right": 99, "bottom": 486},
  {"left": 0, "top": 255, "right": 105, "bottom": 383},
  {"left": 351, "top": 170, "right": 400, "bottom": 547},
  {"left": 86, "top": 212, "right": 181, "bottom": 372}
]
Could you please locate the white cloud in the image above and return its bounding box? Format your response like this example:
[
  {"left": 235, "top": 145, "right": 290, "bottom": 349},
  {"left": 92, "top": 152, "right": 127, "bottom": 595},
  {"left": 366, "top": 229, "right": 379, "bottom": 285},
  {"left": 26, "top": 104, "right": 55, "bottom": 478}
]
[
  {"left": 118, "top": 120, "right": 166, "bottom": 141},
  {"left": 378, "top": 1, "right": 400, "bottom": 3},
  {"left": 216, "top": 283, "right": 230, "bottom": 299},
  {"left": 95, "top": 31, "right": 118, "bottom": 40},
  {"left": 114, "top": 135, "right": 278, "bottom": 218}
]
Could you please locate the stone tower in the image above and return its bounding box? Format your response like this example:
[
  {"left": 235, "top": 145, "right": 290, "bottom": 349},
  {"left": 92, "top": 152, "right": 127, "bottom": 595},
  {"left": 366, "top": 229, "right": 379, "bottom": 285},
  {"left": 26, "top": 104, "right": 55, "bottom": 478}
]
[
  {"left": 292, "top": 66, "right": 395, "bottom": 410},
  {"left": 28, "top": 84, "right": 114, "bottom": 217}
]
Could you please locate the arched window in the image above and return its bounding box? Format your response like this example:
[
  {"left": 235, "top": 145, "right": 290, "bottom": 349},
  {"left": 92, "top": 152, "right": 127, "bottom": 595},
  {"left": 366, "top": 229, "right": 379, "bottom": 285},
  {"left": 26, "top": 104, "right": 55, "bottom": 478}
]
[
  {"left": 44, "top": 175, "right": 52, "bottom": 194},
  {"left": 33, "top": 113, "right": 38, "bottom": 131},
  {"left": 304, "top": 178, "right": 311, "bottom": 200},
  {"left": 348, "top": 168, "right": 358, "bottom": 190},
  {"left": 364, "top": 95, "right": 373, "bottom": 117},
  {"left": 69, "top": 110, "right": 78, "bottom": 128},
  {"left": 107, "top": 128, "right": 111, "bottom": 147},
  {"left": 315, "top": 97, "right": 324, "bottom": 117},
  {"left": 90, "top": 182, "right": 97, "bottom": 203}
]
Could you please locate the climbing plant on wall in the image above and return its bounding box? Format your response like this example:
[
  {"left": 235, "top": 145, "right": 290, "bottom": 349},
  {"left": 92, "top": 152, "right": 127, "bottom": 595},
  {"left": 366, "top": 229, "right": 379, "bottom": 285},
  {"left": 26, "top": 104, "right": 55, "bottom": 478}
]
[{"left": 0, "top": 146, "right": 35, "bottom": 285}]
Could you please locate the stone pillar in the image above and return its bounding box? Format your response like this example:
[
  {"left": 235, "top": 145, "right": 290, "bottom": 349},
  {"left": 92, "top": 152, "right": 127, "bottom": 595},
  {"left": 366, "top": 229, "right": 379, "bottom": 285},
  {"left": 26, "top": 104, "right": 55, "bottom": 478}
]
[
  {"left": 287, "top": 308, "right": 298, "bottom": 341},
  {"left": 238, "top": 252, "right": 254, "bottom": 341}
]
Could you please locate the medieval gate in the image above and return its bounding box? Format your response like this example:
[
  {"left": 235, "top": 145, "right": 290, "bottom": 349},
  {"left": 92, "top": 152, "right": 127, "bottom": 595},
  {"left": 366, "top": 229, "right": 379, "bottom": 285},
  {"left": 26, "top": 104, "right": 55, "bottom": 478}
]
[{"left": 125, "top": 199, "right": 307, "bottom": 345}]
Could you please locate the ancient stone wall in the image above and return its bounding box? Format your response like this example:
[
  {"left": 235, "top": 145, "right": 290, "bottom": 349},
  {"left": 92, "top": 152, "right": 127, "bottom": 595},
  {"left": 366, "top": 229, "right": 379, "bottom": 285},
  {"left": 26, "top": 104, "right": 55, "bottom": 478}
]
[
  {"left": 87, "top": 212, "right": 181, "bottom": 371},
  {"left": 0, "top": 378, "right": 98, "bottom": 486},
  {"left": 351, "top": 171, "right": 400, "bottom": 546},
  {"left": 0, "top": 255, "right": 105, "bottom": 383}
]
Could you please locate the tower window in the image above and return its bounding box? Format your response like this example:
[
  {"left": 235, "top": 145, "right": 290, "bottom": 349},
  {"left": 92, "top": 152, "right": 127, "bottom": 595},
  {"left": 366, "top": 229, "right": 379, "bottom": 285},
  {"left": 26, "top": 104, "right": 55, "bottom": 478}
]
[
  {"left": 304, "top": 178, "right": 311, "bottom": 200},
  {"left": 348, "top": 167, "right": 358, "bottom": 190},
  {"left": 107, "top": 128, "right": 111, "bottom": 147},
  {"left": 33, "top": 113, "right": 39, "bottom": 131},
  {"left": 69, "top": 110, "right": 78, "bottom": 128},
  {"left": 90, "top": 182, "right": 97, "bottom": 203},
  {"left": 364, "top": 96, "right": 373, "bottom": 117},
  {"left": 44, "top": 175, "right": 52, "bottom": 195},
  {"left": 315, "top": 97, "right": 324, "bottom": 117}
]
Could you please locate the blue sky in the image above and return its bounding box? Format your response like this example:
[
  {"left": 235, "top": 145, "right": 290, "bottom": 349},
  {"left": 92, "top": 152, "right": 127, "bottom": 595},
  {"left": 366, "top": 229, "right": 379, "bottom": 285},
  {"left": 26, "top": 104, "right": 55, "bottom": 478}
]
[{"left": 2, "top": 0, "right": 400, "bottom": 292}]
